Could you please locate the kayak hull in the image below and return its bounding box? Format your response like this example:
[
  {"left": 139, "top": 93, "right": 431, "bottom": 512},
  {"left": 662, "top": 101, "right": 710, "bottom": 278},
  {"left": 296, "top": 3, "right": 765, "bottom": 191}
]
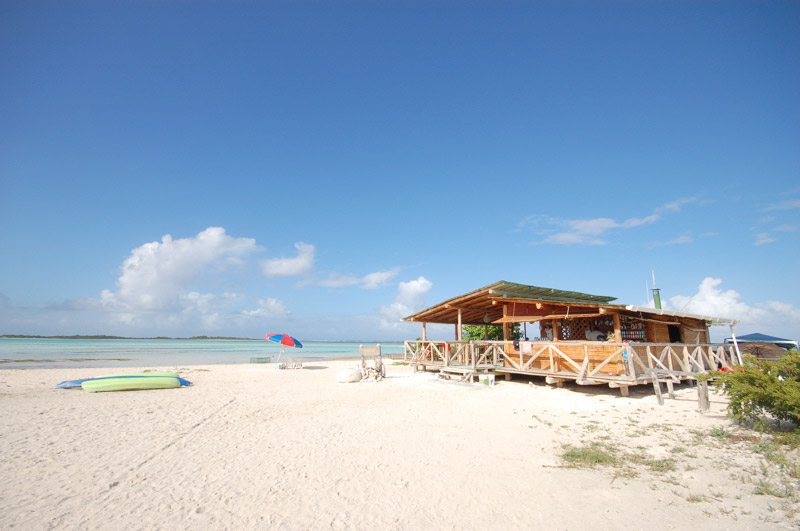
[
  {"left": 82, "top": 376, "right": 182, "bottom": 393},
  {"left": 55, "top": 372, "right": 184, "bottom": 389}
]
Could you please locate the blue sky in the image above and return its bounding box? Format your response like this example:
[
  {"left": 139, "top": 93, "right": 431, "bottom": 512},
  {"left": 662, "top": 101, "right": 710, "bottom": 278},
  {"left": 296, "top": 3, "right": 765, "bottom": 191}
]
[{"left": 1, "top": 1, "right": 798, "bottom": 341}]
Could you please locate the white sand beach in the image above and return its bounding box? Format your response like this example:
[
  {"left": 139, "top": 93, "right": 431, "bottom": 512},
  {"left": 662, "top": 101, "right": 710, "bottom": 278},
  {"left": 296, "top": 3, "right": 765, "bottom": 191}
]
[{"left": 1, "top": 360, "right": 797, "bottom": 530}]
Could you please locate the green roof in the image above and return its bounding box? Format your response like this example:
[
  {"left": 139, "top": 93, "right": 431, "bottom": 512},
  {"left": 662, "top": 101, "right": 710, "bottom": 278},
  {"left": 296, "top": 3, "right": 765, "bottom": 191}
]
[
  {"left": 488, "top": 281, "right": 617, "bottom": 305},
  {"left": 404, "top": 280, "right": 618, "bottom": 324}
]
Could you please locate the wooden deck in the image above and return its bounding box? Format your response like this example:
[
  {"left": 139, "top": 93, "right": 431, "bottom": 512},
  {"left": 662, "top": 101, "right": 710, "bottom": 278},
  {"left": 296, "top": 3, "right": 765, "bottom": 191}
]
[{"left": 404, "top": 339, "right": 737, "bottom": 395}]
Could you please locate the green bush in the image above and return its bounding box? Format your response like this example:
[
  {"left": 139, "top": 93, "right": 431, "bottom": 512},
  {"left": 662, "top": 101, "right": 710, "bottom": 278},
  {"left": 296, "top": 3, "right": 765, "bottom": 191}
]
[
  {"left": 713, "top": 350, "right": 800, "bottom": 428},
  {"left": 462, "top": 324, "right": 521, "bottom": 341}
]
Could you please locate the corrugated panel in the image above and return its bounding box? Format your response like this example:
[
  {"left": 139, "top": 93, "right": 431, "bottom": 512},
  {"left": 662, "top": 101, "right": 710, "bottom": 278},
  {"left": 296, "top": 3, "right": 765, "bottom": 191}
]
[
  {"left": 490, "top": 281, "right": 617, "bottom": 304},
  {"left": 404, "top": 280, "right": 617, "bottom": 324}
]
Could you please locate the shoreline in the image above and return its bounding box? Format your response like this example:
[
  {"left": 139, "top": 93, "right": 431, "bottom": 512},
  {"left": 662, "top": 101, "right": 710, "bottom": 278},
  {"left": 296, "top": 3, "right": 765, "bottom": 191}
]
[
  {"left": 1, "top": 336, "right": 405, "bottom": 343},
  {"left": 2, "top": 361, "right": 797, "bottom": 529},
  {"left": 0, "top": 338, "right": 405, "bottom": 370},
  {"left": 0, "top": 355, "right": 371, "bottom": 371}
]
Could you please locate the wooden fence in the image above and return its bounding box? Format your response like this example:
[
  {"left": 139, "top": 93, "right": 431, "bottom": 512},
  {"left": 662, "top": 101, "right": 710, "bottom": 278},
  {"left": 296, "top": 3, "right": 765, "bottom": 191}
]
[{"left": 404, "top": 339, "right": 738, "bottom": 394}]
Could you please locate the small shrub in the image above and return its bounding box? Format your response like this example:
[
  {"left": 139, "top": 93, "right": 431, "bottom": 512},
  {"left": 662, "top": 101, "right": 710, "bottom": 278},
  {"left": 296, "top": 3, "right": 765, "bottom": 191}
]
[
  {"left": 710, "top": 426, "right": 732, "bottom": 438},
  {"left": 754, "top": 439, "right": 780, "bottom": 459},
  {"left": 713, "top": 351, "right": 800, "bottom": 428},
  {"left": 754, "top": 479, "right": 794, "bottom": 498},
  {"left": 753, "top": 439, "right": 800, "bottom": 478},
  {"left": 560, "top": 443, "right": 618, "bottom": 468},
  {"left": 645, "top": 458, "right": 678, "bottom": 473}
]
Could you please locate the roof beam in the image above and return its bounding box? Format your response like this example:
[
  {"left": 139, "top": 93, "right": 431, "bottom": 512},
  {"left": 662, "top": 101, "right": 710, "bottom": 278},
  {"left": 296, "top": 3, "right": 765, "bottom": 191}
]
[
  {"left": 488, "top": 289, "right": 616, "bottom": 304},
  {"left": 493, "top": 313, "right": 602, "bottom": 324}
]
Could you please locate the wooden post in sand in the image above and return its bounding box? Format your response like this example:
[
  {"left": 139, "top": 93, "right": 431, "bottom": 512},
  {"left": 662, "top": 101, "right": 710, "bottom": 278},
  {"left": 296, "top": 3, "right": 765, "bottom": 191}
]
[
  {"left": 666, "top": 380, "right": 676, "bottom": 400},
  {"left": 652, "top": 378, "right": 664, "bottom": 406},
  {"left": 647, "top": 370, "right": 664, "bottom": 406},
  {"left": 697, "top": 380, "right": 710, "bottom": 411}
]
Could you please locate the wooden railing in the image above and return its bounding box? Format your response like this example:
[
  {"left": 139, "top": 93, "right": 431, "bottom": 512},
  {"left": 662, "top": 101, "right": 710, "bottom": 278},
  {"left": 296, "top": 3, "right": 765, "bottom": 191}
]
[
  {"left": 404, "top": 339, "right": 738, "bottom": 386},
  {"left": 404, "top": 340, "right": 472, "bottom": 366}
]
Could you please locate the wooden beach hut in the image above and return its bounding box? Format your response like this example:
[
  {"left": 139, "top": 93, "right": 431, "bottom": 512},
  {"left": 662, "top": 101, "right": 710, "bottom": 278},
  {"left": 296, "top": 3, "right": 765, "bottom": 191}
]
[{"left": 403, "top": 281, "right": 741, "bottom": 396}]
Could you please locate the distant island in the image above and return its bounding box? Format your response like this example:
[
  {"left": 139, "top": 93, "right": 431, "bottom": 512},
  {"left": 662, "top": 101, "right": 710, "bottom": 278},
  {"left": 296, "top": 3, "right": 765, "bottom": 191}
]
[{"left": 0, "top": 334, "right": 260, "bottom": 341}]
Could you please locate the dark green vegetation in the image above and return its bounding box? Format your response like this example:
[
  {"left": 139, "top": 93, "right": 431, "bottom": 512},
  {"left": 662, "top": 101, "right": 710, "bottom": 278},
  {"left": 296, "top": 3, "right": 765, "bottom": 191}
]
[
  {"left": 713, "top": 350, "right": 800, "bottom": 429},
  {"left": 560, "top": 441, "right": 677, "bottom": 473},
  {"left": 461, "top": 324, "right": 522, "bottom": 341}
]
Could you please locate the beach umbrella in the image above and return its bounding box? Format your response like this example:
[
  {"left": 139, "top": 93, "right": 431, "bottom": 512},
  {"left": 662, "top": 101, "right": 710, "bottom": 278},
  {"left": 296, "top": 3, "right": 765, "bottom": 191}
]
[
  {"left": 266, "top": 333, "right": 303, "bottom": 362},
  {"left": 266, "top": 333, "right": 303, "bottom": 348}
]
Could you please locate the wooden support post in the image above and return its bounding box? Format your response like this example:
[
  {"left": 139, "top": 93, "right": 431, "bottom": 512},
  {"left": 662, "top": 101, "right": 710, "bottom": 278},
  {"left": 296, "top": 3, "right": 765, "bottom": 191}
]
[
  {"left": 666, "top": 380, "right": 675, "bottom": 399},
  {"left": 626, "top": 346, "right": 636, "bottom": 379},
  {"left": 698, "top": 380, "right": 710, "bottom": 411},
  {"left": 422, "top": 322, "right": 427, "bottom": 341},
  {"left": 457, "top": 309, "right": 462, "bottom": 341},
  {"left": 652, "top": 378, "right": 664, "bottom": 406},
  {"left": 619, "top": 386, "right": 629, "bottom": 397},
  {"left": 552, "top": 319, "right": 560, "bottom": 342},
  {"left": 502, "top": 305, "right": 509, "bottom": 340},
  {"left": 612, "top": 313, "right": 622, "bottom": 343},
  {"left": 505, "top": 373, "right": 511, "bottom": 381},
  {"left": 580, "top": 345, "right": 589, "bottom": 383}
]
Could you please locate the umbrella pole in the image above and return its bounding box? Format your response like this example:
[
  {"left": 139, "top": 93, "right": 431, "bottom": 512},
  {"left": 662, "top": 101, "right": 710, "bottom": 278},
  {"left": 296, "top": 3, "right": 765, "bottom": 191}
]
[{"left": 277, "top": 345, "right": 286, "bottom": 363}]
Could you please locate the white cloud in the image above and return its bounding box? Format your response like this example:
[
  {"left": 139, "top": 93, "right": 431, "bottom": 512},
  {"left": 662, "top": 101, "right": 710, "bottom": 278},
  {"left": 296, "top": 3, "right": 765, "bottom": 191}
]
[
  {"left": 669, "top": 278, "right": 756, "bottom": 320},
  {"left": 181, "top": 291, "right": 243, "bottom": 329},
  {"left": 755, "top": 233, "right": 776, "bottom": 246},
  {"left": 534, "top": 197, "right": 698, "bottom": 246},
  {"left": 60, "top": 227, "right": 298, "bottom": 333},
  {"left": 317, "top": 273, "right": 361, "bottom": 288},
  {"left": 362, "top": 269, "right": 400, "bottom": 289},
  {"left": 648, "top": 235, "right": 694, "bottom": 249},
  {"left": 379, "top": 277, "right": 433, "bottom": 329},
  {"left": 543, "top": 214, "right": 659, "bottom": 245},
  {"left": 754, "top": 216, "right": 776, "bottom": 227},
  {"left": 655, "top": 197, "right": 700, "bottom": 213},
  {"left": 565, "top": 217, "right": 622, "bottom": 236},
  {"left": 261, "top": 242, "right": 315, "bottom": 277},
  {"left": 241, "top": 297, "right": 288, "bottom": 320},
  {"left": 544, "top": 232, "right": 606, "bottom": 245},
  {"left": 762, "top": 199, "right": 800, "bottom": 212},
  {"left": 317, "top": 267, "right": 401, "bottom": 289},
  {"left": 98, "top": 227, "right": 257, "bottom": 313},
  {"left": 668, "top": 278, "right": 800, "bottom": 340}
]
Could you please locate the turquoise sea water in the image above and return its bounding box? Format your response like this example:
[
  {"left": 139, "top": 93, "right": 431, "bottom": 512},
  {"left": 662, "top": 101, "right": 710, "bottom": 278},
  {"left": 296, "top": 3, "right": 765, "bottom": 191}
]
[{"left": 0, "top": 339, "right": 404, "bottom": 369}]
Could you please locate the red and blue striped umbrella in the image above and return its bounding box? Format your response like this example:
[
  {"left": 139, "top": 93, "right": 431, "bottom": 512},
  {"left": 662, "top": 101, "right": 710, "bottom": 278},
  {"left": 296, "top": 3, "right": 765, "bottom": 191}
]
[{"left": 266, "top": 333, "right": 303, "bottom": 348}]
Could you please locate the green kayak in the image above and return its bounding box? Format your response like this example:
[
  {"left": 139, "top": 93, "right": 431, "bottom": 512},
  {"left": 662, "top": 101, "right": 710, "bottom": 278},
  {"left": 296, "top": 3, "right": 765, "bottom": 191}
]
[{"left": 81, "top": 374, "right": 182, "bottom": 393}]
